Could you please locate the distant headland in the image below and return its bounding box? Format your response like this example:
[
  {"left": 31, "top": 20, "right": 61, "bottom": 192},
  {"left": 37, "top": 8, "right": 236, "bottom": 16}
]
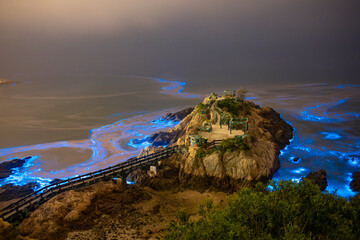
[{"left": 0, "top": 79, "right": 17, "bottom": 88}]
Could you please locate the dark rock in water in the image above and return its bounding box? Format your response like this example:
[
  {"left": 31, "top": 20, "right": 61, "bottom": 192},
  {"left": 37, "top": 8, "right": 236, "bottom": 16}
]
[
  {"left": 148, "top": 108, "right": 194, "bottom": 147},
  {"left": 350, "top": 172, "right": 360, "bottom": 192},
  {"left": 148, "top": 132, "right": 174, "bottom": 147},
  {"left": 0, "top": 182, "right": 39, "bottom": 202},
  {"left": 162, "top": 107, "right": 194, "bottom": 122},
  {"left": 0, "top": 157, "right": 31, "bottom": 180},
  {"left": 304, "top": 169, "right": 328, "bottom": 191}
]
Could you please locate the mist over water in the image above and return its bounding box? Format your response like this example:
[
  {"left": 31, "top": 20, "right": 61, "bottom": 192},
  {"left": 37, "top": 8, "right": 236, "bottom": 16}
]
[
  {"left": 0, "top": 1, "right": 359, "bottom": 197},
  {"left": 0, "top": 76, "right": 200, "bottom": 148},
  {"left": 1, "top": 1, "right": 359, "bottom": 85}
]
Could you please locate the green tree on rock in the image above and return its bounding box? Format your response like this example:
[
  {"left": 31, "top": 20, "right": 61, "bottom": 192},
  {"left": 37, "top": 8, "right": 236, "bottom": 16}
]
[{"left": 237, "top": 88, "right": 248, "bottom": 100}]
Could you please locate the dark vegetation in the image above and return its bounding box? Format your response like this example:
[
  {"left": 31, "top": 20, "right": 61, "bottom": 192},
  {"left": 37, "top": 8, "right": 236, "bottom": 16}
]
[
  {"left": 220, "top": 137, "right": 249, "bottom": 154},
  {"left": 166, "top": 180, "right": 360, "bottom": 240},
  {"left": 195, "top": 148, "right": 217, "bottom": 160},
  {"left": 195, "top": 137, "right": 249, "bottom": 159},
  {"left": 197, "top": 103, "right": 207, "bottom": 113},
  {"left": 236, "top": 88, "right": 248, "bottom": 100},
  {"left": 217, "top": 98, "right": 240, "bottom": 116}
]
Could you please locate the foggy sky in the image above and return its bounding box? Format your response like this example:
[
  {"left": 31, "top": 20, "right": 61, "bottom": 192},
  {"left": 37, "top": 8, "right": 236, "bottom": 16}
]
[{"left": 1, "top": 0, "right": 359, "bottom": 86}]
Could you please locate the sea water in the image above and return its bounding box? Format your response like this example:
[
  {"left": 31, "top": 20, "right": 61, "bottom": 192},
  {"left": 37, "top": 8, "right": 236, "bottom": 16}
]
[{"left": 0, "top": 77, "right": 359, "bottom": 198}]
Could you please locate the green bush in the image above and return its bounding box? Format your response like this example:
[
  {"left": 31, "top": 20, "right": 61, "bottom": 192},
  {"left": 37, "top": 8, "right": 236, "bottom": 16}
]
[
  {"left": 195, "top": 148, "right": 218, "bottom": 159},
  {"left": 165, "top": 180, "right": 360, "bottom": 240},
  {"left": 217, "top": 98, "right": 240, "bottom": 116},
  {"left": 195, "top": 148, "right": 206, "bottom": 159},
  {"left": 197, "top": 103, "right": 207, "bottom": 113},
  {"left": 176, "top": 208, "right": 190, "bottom": 225},
  {"left": 220, "top": 137, "right": 249, "bottom": 154},
  {"left": 220, "top": 112, "right": 233, "bottom": 124}
]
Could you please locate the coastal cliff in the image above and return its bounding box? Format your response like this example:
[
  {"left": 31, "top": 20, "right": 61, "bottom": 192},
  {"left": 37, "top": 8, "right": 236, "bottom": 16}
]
[{"left": 141, "top": 95, "right": 293, "bottom": 190}]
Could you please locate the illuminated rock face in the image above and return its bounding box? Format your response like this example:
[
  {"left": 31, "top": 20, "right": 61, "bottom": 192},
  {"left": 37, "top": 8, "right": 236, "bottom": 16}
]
[{"left": 157, "top": 98, "right": 294, "bottom": 189}]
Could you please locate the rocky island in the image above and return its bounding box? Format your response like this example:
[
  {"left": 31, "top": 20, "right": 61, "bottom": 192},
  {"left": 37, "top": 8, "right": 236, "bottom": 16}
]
[
  {"left": 0, "top": 90, "right": 296, "bottom": 239},
  {"left": 140, "top": 90, "right": 293, "bottom": 190}
]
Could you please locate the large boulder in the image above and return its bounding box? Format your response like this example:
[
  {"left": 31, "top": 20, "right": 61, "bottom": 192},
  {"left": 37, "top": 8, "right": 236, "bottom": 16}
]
[
  {"left": 350, "top": 172, "right": 360, "bottom": 192},
  {"left": 304, "top": 169, "right": 328, "bottom": 191}
]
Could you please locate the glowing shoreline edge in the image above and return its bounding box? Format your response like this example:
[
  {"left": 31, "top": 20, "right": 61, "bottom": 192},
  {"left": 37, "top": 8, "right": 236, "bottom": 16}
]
[
  {"left": 122, "top": 75, "right": 200, "bottom": 98},
  {"left": 0, "top": 82, "right": 358, "bottom": 199},
  {"left": 0, "top": 116, "right": 180, "bottom": 191}
]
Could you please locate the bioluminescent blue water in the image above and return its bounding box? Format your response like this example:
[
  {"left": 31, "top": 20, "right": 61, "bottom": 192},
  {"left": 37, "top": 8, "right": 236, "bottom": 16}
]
[
  {"left": 250, "top": 83, "right": 360, "bottom": 198},
  {"left": 0, "top": 81, "right": 359, "bottom": 198}
]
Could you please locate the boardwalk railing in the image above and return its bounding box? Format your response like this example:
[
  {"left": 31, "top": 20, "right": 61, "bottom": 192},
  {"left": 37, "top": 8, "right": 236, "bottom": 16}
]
[{"left": 0, "top": 146, "right": 179, "bottom": 222}]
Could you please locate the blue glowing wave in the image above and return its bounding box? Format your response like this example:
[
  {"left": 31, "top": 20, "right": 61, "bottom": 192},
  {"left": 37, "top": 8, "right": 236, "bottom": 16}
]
[
  {"left": 125, "top": 75, "right": 200, "bottom": 98},
  {"left": 156, "top": 78, "right": 200, "bottom": 98},
  {"left": 298, "top": 99, "right": 348, "bottom": 122}
]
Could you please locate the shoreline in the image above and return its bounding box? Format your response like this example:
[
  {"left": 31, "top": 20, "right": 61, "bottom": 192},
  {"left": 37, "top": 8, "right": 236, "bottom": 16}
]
[{"left": 0, "top": 107, "right": 188, "bottom": 190}]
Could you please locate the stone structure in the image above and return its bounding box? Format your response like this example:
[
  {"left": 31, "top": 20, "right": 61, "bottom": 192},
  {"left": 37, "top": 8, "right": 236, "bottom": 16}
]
[
  {"left": 188, "top": 135, "right": 207, "bottom": 147},
  {"left": 223, "top": 90, "right": 236, "bottom": 97}
]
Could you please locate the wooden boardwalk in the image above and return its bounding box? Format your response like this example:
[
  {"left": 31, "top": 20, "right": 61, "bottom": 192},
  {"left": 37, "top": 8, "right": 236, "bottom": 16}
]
[{"left": 0, "top": 146, "right": 179, "bottom": 222}]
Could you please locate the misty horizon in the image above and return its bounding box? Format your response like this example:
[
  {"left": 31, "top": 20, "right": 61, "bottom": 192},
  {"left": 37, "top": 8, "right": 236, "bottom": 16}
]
[{"left": 1, "top": 0, "right": 359, "bottom": 86}]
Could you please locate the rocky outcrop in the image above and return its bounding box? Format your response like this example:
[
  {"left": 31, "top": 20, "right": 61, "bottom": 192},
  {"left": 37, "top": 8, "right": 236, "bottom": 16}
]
[
  {"left": 138, "top": 98, "right": 293, "bottom": 191},
  {"left": 128, "top": 163, "right": 180, "bottom": 191},
  {"left": 147, "top": 108, "right": 194, "bottom": 147},
  {"left": 163, "top": 99, "right": 292, "bottom": 190},
  {"left": 0, "top": 218, "right": 34, "bottom": 240},
  {"left": 304, "top": 169, "right": 328, "bottom": 191},
  {"left": 137, "top": 146, "right": 165, "bottom": 158},
  {"left": 255, "top": 106, "right": 293, "bottom": 150},
  {"left": 350, "top": 172, "right": 360, "bottom": 192},
  {"left": 0, "top": 157, "right": 31, "bottom": 179},
  {"left": 162, "top": 107, "right": 194, "bottom": 122},
  {"left": 0, "top": 157, "right": 37, "bottom": 201},
  {"left": 19, "top": 181, "right": 151, "bottom": 240},
  {"left": 148, "top": 132, "right": 175, "bottom": 147},
  {"left": 0, "top": 182, "right": 39, "bottom": 202}
]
